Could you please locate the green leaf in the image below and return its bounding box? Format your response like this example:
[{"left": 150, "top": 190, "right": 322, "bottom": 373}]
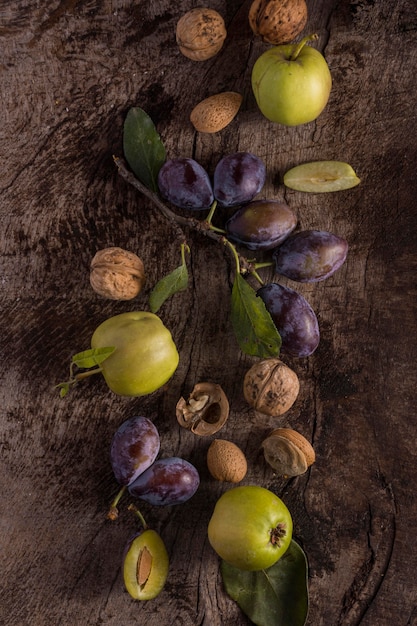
[
  {"left": 56, "top": 383, "right": 70, "bottom": 398},
  {"left": 149, "top": 264, "right": 188, "bottom": 313},
  {"left": 231, "top": 274, "right": 281, "bottom": 358},
  {"left": 71, "top": 347, "right": 115, "bottom": 369},
  {"left": 123, "top": 107, "right": 166, "bottom": 192},
  {"left": 149, "top": 244, "right": 189, "bottom": 313},
  {"left": 221, "top": 540, "right": 309, "bottom": 626}
]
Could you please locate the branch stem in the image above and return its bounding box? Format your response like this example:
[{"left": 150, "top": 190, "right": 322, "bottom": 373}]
[{"left": 114, "top": 156, "right": 254, "bottom": 276}]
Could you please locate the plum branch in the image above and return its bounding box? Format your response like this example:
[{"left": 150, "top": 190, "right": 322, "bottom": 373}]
[{"left": 113, "top": 156, "right": 258, "bottom": 278}]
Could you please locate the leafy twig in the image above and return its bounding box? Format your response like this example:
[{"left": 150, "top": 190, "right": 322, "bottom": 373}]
[{"left": 113, "top": 155, "right": 255, "bottom": 274}]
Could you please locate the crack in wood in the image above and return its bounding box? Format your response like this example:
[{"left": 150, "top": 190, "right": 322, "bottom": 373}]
[{"left": 337, "top": 474, "right": 397, "bottom": 626}]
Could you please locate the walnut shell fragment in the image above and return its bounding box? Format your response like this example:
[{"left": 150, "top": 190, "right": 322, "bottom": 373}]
[
  {"left": 262, "top": 427, "right": 315, "bottom": 477},
  {"left": 190, "top": 92, "right": 242, "bottom": 133},
  {"left": 176, "top": 8, "right": 227, "bottom": 61},
  {"left": 249, "top": 0, "right": 307, "bottom": 45},
  {"left": 176, "top": 382, "right": 229, "bottom": 436},
  {"left": 207, "top": 439, "right": 247, "bottom": 483},
  {"left": 90, "top": 247, "right": 145, "bottom": 300},
  {"left": 243, "top": 358, "right": 299, "bottom": 417}
]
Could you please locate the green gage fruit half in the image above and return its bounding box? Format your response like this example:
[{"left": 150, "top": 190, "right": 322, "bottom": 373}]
[
  {"left": 123, "top": 529, "right": 169, "bottom": 600},
  {"left": 283, "top": 161, "right": 361, "bottom": 192}
]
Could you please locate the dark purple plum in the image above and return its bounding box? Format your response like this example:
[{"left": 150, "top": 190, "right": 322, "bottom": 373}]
[
  {"left": 110, "top": 416, "right": 160, "bottom": 486},
  {"left": 157, "top": 157, "right": 214, "bottom": 210},
  {"left": 128, "top": 457, "right": 200, "bottom": 505},
  {"left": 213, "top": 152, "right": 266, "bottom": 207},
  {"left": 225, "top": 200, "right": 297, "bottom": 251},
  {"left": 257, "top": 283, "right": 320, "bottom": 357},
  {"left": 273, "top": 230, "right": 348, "bottom": 282}
]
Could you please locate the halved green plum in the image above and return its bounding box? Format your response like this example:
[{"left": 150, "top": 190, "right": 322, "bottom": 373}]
[
  {"left": 283, "top": 161, "right": 360, "bottom": 192},
  {"left": 123, "top": 529, "right": 169, "bottom": 600}
]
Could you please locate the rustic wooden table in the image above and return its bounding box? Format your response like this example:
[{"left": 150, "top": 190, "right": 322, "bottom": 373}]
[{"left": 1, "top": 1, "right": 417, "bottom": 625}]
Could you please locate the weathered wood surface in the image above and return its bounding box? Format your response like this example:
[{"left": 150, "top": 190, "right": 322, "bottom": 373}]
[{"left": 1, "top": 1, "right": 417, "bottom": 624}]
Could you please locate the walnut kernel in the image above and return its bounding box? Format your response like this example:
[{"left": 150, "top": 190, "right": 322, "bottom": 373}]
[
  {"left": 90, "top": 247, "right": 145, "bottom": 300},
  {"left": 176, "top": 382, "right": 229, "bottom": 436}
]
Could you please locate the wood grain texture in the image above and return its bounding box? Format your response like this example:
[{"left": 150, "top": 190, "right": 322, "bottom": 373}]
[{"left": 1, "top": 0, "right": 417, "bottom": 624}]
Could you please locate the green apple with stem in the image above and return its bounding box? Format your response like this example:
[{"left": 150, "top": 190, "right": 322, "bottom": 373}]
[
  {"left": 57, "top": 311, "right": 179, "bottom": 397},
  {"left": 208, "top": 485, "right": 293, "bottom": 571},
  {"left": 251, "top": 33, "right": 332, "bottom": 126}
]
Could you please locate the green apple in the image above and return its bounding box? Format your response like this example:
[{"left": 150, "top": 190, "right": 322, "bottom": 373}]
[
  {"left": 207, "top": 485, "right": 293, "bottom": 571},
  {"left": 251, "top": 34, "right": 332, "bottom": 126},
  {"left": 91, "top": 311, "right": 179, "bottom": 396}
]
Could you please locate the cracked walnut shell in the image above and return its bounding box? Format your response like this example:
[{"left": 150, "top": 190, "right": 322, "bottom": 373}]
[
  {"left": 262, "top": 427, "right": 315, "bottom": 477},
  {"left": 90, "top": 247, "right": 145, "bottom": 300},
  {"left": 176, "top": 382, "right": 229, "bottom": 436},
  {"left": 176, "top": 8, "right": 227, "bottom": 61}
]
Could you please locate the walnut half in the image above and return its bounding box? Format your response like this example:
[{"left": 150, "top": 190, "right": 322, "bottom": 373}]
[{"left": 90, "top": 247, "right": 145, "bottom": 300}]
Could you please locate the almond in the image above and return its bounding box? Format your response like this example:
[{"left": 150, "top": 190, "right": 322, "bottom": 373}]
[
  {"left": 190, "top": 92, "right": 242, "bottom": 133},
  {"left": 207, "top": 439, "right": 247, "bottom": 483}
]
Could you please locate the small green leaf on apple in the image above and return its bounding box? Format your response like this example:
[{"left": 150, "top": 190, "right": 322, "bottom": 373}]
[{"left": 72, "top": 346, "right": 116, "bottom": 369}]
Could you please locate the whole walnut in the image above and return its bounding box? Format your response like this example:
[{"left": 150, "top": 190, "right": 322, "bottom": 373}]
[
  {"left": 249, "top": 0, "right": 307, "bottom": 45},
  {"left": 176, "top": 8, "right": 227, "bottom": 61},
  {"left": 243, "top": 358, "right": 299, "bottom": 417},
  {"left": 90, "top": 247, "right": 145, "bottom": 301}
]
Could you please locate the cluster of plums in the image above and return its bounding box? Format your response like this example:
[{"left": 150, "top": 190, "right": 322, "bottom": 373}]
[
  {"left": 110, "top": 415, "right": 200, "bottom": 600},
  {"left": 111, "top": 415, "right": 200, "bottom": 506},
  {"left": 158, "top": 152, "right": 348, "bottom": 358}
]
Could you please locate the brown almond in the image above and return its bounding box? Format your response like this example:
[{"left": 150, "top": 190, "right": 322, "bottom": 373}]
[
  {"left": 190, "top": 92, "right": 242, "bottom": 133},
  {"left": 207, "top": 439, "right": 247, "bottom": 483}
]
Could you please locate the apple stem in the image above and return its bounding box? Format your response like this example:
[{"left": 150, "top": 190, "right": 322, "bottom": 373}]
[
  {"left": 74, "top": 366, "right": 103, "bottom": 381},
  {"left": 289, "top": 33, "right": 319, "bottom": 62},
  {"left": 55, "top": 365, "right": 103, "bottom": 397},
  {"left": 107, "top": 485, "right": 127, "bottom": 520}
]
